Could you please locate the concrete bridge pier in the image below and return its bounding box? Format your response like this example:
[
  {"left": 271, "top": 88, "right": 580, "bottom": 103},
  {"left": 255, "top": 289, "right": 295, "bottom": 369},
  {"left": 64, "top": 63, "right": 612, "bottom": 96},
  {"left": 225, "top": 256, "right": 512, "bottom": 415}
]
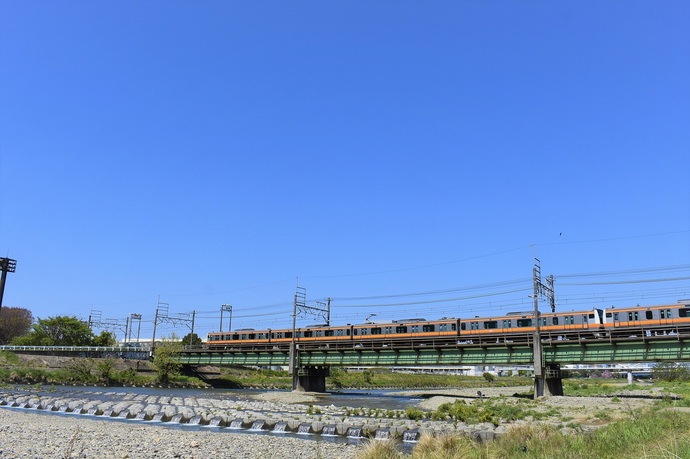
[
  {"left": 535, "top": 363, "right": 564, "bottom": 398},
  {"left": 293, "top": 366, "right": 330, "bottom": 392}
]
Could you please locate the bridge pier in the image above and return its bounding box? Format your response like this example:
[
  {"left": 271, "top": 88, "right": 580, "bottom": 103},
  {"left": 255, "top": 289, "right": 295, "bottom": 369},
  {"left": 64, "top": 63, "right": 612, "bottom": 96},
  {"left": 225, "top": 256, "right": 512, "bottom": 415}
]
[
  {"left": 293, "top": 365, "right": 330, "bottom": 392},
  {"left": 534, "top": 363, "right": 563, "bottom": 398}
]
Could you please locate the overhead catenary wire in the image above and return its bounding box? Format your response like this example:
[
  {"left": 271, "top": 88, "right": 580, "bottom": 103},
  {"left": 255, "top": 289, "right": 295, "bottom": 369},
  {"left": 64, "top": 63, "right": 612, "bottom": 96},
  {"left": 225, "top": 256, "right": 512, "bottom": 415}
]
[{"left": 90, "top": 262, "right": 690, "bottom": 338}]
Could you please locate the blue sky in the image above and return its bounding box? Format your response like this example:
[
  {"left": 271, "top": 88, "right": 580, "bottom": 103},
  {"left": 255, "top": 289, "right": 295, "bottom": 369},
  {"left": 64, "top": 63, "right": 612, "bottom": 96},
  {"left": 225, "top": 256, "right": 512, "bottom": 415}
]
[{"left": 1, "top": 2, "right": 688, "bottom": 341}]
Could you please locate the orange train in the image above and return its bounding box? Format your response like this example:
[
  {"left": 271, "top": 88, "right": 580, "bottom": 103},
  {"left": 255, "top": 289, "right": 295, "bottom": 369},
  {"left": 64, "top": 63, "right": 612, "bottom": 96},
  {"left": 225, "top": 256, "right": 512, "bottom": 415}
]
[{"left": 206, "top": 302, "right": 690, "bottom": 348}]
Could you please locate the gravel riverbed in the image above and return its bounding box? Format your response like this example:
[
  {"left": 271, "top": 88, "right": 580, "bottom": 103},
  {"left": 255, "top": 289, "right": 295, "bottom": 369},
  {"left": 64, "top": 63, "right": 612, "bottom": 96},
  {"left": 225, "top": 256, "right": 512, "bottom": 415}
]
[
  {"left": 0, "top": 382, "right": 667, "bottom": 458},
  {"left": 0, "top": 408, "right": 360, "bottom": 459}
]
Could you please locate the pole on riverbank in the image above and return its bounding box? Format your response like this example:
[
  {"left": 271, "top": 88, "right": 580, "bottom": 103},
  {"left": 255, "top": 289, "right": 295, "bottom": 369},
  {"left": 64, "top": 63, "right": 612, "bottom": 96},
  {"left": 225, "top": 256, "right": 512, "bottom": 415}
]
[{"left": 0, "top": 257, "right": 17, "bottom": 313}]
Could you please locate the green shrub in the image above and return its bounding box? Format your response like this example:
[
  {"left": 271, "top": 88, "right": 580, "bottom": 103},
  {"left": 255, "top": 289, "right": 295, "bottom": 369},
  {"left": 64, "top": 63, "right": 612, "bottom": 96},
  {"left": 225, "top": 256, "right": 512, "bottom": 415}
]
[{"left": 405, "top": 406, "right": 425, "bottom": 421}]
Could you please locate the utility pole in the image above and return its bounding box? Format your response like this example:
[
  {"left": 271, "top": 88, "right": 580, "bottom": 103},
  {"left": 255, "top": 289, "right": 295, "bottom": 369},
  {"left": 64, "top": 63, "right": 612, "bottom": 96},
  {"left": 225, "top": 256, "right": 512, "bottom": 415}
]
[
  {"left": 532, "top": 258, "right": 557, "bottom": 398},
  {"left": 290, "top": 284, "right": 332, "bottom": 391},
  {"left": 88, "top": 309, "right": 127, "bottom": 342},
  {"left": 0, "top": 258, "right": 17, "bottom": 313},
  {"left": 152, "top": 298, "right": 196, "bottom": 350},
  {"left": 220, "top": 304, "right": 233, "bottom": 332},
  {"left": 128, "top": 313, "right": 142, "bottom": 343},
  {"left": 532, "top": 261, "right": 544, "bottom": 397},
  {"left": 289, "top": 285, "right": 305, "bottom": 385}
]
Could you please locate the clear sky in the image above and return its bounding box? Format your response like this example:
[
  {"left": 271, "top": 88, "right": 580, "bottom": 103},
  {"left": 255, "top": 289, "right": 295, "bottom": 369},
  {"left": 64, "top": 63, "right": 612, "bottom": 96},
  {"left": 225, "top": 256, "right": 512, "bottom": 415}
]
[{"left": 1, "top": 2, "right": 689, "bottom": 341}]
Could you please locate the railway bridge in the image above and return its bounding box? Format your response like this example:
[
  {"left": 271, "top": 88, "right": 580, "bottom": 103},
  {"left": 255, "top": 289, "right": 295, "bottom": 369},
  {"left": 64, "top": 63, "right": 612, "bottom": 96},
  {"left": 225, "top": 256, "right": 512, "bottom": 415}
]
[
  {"left": 3, "top": 327, "right": 689, "bottom": 396},
  {"left": 179, "top": 326, "right": 690, "bottom": 393}
]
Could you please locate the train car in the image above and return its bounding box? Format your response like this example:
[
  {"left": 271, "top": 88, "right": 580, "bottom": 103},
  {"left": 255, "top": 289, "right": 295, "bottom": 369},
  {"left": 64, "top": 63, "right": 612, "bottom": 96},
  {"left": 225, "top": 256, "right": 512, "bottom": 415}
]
[
  {"left": 351, "top": 318, "right": 459, "bottom": 342},
  {"left": 205, "top": 302, "right": 688, "bottom": 349},
  {"left": 601, "top": 303, "right": 690, "bottom": 330},
  {"left": 458, "top": 308, "right": 604, "bottom": 337}
]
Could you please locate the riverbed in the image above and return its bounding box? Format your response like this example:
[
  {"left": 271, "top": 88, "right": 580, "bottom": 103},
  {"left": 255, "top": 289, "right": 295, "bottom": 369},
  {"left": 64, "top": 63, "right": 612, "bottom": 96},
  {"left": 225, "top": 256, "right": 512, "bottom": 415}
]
[{"left": 0, "top": 406, "right": 360, "bottom": 459}]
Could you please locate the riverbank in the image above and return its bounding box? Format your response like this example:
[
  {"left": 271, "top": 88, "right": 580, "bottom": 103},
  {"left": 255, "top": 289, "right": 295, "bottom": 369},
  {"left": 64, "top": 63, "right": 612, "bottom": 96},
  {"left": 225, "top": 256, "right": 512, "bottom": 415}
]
[{"left": 0, "top": 408, "right": 359, "bottom": 459}]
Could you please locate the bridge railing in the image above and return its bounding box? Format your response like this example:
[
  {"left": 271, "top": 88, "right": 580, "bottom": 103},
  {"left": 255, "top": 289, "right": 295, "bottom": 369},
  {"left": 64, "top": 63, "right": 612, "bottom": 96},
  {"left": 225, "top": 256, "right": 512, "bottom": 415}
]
[{"left": 0, "top": 345, "right": 152, "bottom": 353}]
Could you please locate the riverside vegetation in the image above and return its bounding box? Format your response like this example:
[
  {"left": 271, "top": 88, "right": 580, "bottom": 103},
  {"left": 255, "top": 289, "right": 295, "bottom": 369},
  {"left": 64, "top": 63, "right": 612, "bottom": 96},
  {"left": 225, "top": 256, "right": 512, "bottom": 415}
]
[{"left": 357, "top": 408, "right": 690, "bottom": 459}]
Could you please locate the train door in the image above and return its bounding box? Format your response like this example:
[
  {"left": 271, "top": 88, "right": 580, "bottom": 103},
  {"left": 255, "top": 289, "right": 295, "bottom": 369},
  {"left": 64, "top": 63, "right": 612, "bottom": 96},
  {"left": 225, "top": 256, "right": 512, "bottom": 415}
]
[
  {"left": 626, "top": 310, "right": 641, "bottom": 328},
  {"left": 659, "top": 308, "right": 673, "bottom": 327}
]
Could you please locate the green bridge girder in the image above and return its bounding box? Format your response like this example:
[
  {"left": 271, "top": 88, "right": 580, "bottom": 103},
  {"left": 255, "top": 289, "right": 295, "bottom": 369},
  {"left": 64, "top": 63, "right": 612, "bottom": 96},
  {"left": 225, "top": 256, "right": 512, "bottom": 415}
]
[{"left": 178, "top": 336, "right": 690, "bottom": 367}]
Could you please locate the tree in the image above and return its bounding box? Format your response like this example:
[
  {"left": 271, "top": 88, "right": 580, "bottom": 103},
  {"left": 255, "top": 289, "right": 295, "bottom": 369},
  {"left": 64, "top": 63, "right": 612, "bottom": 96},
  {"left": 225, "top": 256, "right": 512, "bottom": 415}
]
[
  {"left": 0, "top": 307, "right": 33, "bottom": 344},
  {"left": 11, "top": 315, "right": 93, "bottom": 346},
  {"left": 96, "top": 358, "right": 117, "bottom": 385},
  {"left": 181, "top": 332, "right": 202, "bottom": 346},
  {"left": 152, "top": 336, "right": 183, "bottom": 384},
  {"left": 653, "top": 362, "right": 690, "bottom": 382},
  {"left": 92, "top": 330, "right": 117, "bottom": 346}
]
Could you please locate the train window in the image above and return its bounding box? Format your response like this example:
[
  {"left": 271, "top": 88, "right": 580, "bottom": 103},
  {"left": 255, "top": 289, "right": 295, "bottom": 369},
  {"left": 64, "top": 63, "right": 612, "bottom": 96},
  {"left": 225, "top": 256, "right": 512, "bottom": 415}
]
[
  {"left": 411, "top": 325, "right": 419, "bottom": 333},
  {"left": 606, "top": 312, "right": 613, "bottom": 318},
  {"left": 423, "top": 325, "right": 435, "bottom": 332},
  {"left": 451, "top": 323, "right": 457, "bottom": 331},
  {"left": 359, "top": 328, "right": 369, "bottom": 335},
  {"left": 460, "top": 323, "right": 466, "bottom": 331},
  {"left": 679, "top": 308, "right": 689, "bottom": 318},
  {"left": 517, "top": 318, "right": 532, "bottom": 327},
  {"left": 396, "top": 326, "right": 408, "bottom": 333},
  {"left": 660, "top": 310, "right": 665, "bottom": 319},
  {"left": 501, "top": 320, "right": 512, "bottom": 328},
  {"left": 232, "top": 334, "right": 240, "bottom": 340},
  {"left": 614, "top": 313, "right": 619, "bottom": 321},
  {"left": 588, "top": 313, "right": 595, "bottom": 319},
  {"left": 385, "top": 327, "right": 392, "bottom": 334},
  {"left": 484, "top": 321, "right": 498, "bottom": 329},
  {"left": 439, "top": 324, "right": 446, "bottom": 331},
  {"left": 285, "top": 332, "right": 292, "bottom": 339},
  {"left": 646, "top": 311, "right": 653, "bottom": 320},
  {"left": 315, "top": 330, "right": 323, "bottom": 337},
  {"left": 371, "top": 327, "right": 382, "bottom": 335},
  {"left": 276, "top": 332, "right": 284, "bottom": 339},
  {"left": 325, "top": 330, "right": 334, "bottom": 337},
  {"left": 668, "top": 309, "right": 672, "bottom": 318},
  {"left": 582, "top": 315, "right": 588, "bottom": 323},
  {"left": 304, "top": 331, "right": 313, "bottom": 338},
  {"left": 552, "top": 317, "right": 559, "bottom": 326},
  {"left": 248, "top": 334, "right": 256, "bottom": 340}
]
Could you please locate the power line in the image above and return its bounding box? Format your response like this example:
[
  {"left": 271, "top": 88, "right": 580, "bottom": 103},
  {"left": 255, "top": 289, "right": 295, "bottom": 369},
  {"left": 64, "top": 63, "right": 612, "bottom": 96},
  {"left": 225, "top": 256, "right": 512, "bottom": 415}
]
[
  {"left": 334, "top": 287, "right": 532, "bottom": 309},
  {"left": 556, "top": 264, "right": 690, "bottom": 280},
  {"left": 332, "top": 278, "right": 531, "bottom": 301}
]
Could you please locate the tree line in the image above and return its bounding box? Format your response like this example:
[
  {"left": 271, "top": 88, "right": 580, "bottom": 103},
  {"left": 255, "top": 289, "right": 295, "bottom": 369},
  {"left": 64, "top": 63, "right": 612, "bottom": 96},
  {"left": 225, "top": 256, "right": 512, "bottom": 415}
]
[{"left": 0, "top": 306, "right": 201, "bottom": 347}]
